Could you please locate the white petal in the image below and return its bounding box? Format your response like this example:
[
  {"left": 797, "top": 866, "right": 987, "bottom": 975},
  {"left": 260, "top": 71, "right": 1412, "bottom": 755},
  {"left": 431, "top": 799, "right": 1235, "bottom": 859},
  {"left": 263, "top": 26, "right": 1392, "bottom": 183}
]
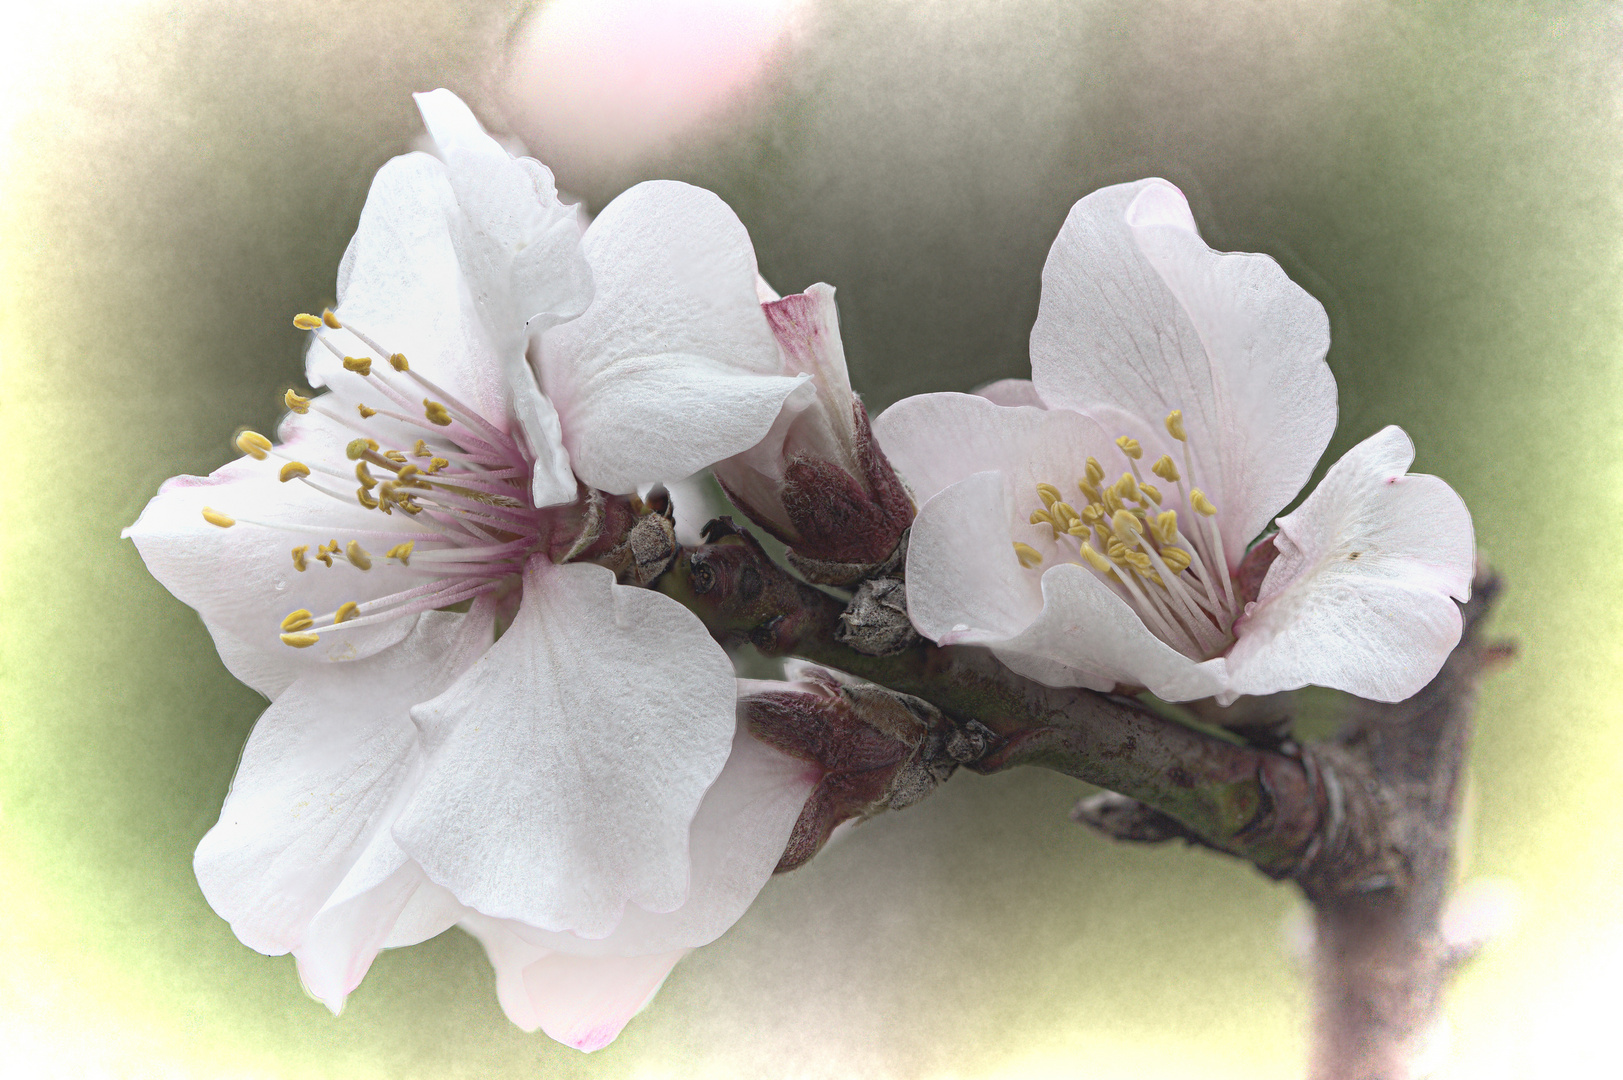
[
  {"left": 1225, "top": 426, "right": 1475, "bottom": 703},
  {"left": 394, "top": 557, "right": 737, "bottom": 936},
  {"left": 294, "top": 860, "right": 431, "bottom": 1014},
  {"left": 538, "top": 180, "right": 806, "bottom": 492},
  {"left": 1030, "top": 178, "right": 1336, "bottom": 561},
  {"left": 192, "top": 606, "right": 495, "bottom": 956},
  {"left": 873, "top": 391, "right": 1112, "bottom": 506},
  {"left": 508, "top": 354, "right": 580, "bottom": 509},
  {"left": 972, "top": 378, "right": 1047, "bottom": 408},
  {"left": 123, "top": 441, "right": 430, "bottom": 667},
  {"left": 496, "top": 719, "right": 817, "bottom": 957},
  {"left": 460, "top": 915, "right": 687, "bottom": 1050},
  {"left": 996, "top": 563, "right": 1228, "bottom": 700},
  {"left": 202, "top": 617, "right": 304, "bottom": 699}
]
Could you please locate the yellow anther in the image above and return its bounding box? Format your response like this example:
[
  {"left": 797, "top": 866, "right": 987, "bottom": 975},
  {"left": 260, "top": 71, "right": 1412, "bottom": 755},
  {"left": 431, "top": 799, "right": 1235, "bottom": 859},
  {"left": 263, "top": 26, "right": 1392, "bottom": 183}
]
[
  {"left": 322, "top": 309, "right": 342, "bottom": 329},
  {"left": 1051, "top": 501, "right": 1081, "bottom": 528},
  {"left": 355, "top": 462, "right": 377, "bottom": 490},
  {"left": 384, "top": 450, "right": 408, "bottom": 464},
  {"left": 1190, "top": 489, "right": 1218, "bottom": 516},
  {"left": 396, "top": 464, "right": 426, "bottom": 487},
  {"left": 1111, "top": 509, "right": 1142, "bottom": 544},
  {"left": 1035, "top": 483, "right": 1063, "bottom": 509},
  {"left": 1123, "top": 550, "right": 1153, "bottom": 574},
  {"left": 1151, "top": 455, "right": 1180, "bottom": 483},
  {"left": 346, "top": 438, "right": 379, "bottom": 460},
  {"left": 1080, "top": 543, "right": 1115, "bottom": 575},
  {"left": 291, "top": 545, "right": 308, "bottom": 572},
  {"left": 1138, "top": 482, "right": 1162, "bottom": 505},
  {"left": 1030, "top": 508, "right": 1056, "bottom": 528},
  {"left": 1159, "top": 546, "right": 1192, "bottom": 574},
  {"left": 356, "top": 486, "right": 378, "bottom": 510},
  {"left": 423, "top": 399, "right": 453, "bottom": 426},
  {"left": 1115, "top": 436, "right": 1142, "bottom": 460},
  {"left": 357, "top": 404, "right": 377, "bottom": 419},
  {"left": 280, "top": 609, "right": 314, "bottom": 633},
  {"left": 1107, "top": 540, "right": 1128, "bottom": 561},
  {"left": 1078, "top": 481, "right": 1100, "bottom": 504},
  {"left": 1012, "top": 542, "right": 1044, "bottom": 569},
  {"left": 386, "top": 541, "right": 415, "bottom": 564},
  {"left": 343, "top": 356, "right": 373, "bottom": 376},
  {"left": 390, "top": 353, "right": 410, "bottom": 372},
  {"left": 1165, "top": 410, "right": 1186, "bottom": 441},
  {"left": 1114, "top": 472, "right": 1139, "bottom": 502},
  {"left": 293, "top": 313, "right": 323, "bottom": 330},
  {"left": 1085, "top": 457, "right": 1105, "bottom": 485},
  {"left": 279, "top": 461, "right": 310, "bottom": 483},
  {"left": 345, "top": 541, "right": 372, "bottom": 570},
  {"left": 284, "top": 388, "right": 311, "bottom": 414},
  {"left": 1152, "top": 509, "right": 1179, "bottom": 545},
  {"left": 1094, "top": 523, "right": 1114, "bottom": 549},
  {"left": 334, "top": 601, "right": 361, "bottom": 624},
  {"left": 1080, "top": 504, "right": 1103, "bottom": 526},
  {"left": 315, "top": 541, "right": 337, "bottom": 567},
  {"left": 201, "top": 507, "right": 235, "bottom": 528},
  {"left": 400, "top": 499, "right": 424, "bottom": 515},
  {"left": 1101, "top": 487, "right": 1123, "bottom": 515},
  {"left": 413, "top": 439, "right": 429, "bottom": 458},
  {"left": 428, "top": 457, "right": 449, "bottom": 474},
  {"left": 235, "top": 430, "right": 273, "bottom": 460},
  {"left": 280, "top": 632, "right": 320, "bottom": 649}
]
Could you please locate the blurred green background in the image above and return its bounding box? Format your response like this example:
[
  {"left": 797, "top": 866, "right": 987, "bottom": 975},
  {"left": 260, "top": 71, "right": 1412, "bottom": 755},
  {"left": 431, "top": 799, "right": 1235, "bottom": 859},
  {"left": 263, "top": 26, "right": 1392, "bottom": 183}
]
[{"left": 4, "top": 1, "right": 1621, "bottom": 1076}]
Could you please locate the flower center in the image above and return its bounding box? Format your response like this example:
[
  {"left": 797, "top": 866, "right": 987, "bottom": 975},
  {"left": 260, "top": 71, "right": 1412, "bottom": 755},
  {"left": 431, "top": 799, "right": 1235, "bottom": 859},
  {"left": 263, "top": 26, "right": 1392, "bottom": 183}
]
[
  {"left": 202, "top": 310, "right": 551, "bottom": 649},
  {"left": 1014, "top": 409, "right": 1241, "bottom": 660}
]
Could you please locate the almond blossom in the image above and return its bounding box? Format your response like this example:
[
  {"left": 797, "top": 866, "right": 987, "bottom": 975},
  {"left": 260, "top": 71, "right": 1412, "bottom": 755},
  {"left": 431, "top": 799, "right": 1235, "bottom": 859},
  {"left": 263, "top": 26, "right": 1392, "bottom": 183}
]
[
  {"left": 875, "top": 178, "right": 1475, "bottom": 706},
  {"left": 124, "top": 90, "right": 815, "bottom": 1049}
]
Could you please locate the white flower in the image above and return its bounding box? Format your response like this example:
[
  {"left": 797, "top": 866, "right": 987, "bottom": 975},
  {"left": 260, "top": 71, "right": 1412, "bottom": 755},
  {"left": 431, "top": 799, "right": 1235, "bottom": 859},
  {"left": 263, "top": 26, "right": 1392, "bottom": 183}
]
[
  {"left": 875, "top": 178, "right": 1475, "bottom": 706},
  {"left": 123, "top": 90, "right": 811, "bottom": 1048}
]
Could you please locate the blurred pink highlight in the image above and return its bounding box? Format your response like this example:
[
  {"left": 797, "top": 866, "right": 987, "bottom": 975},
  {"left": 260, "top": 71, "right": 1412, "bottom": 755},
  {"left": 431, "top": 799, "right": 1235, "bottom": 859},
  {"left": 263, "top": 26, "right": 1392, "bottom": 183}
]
[{"left": 505, "top": 0, "right": 807, "bottom": 169}]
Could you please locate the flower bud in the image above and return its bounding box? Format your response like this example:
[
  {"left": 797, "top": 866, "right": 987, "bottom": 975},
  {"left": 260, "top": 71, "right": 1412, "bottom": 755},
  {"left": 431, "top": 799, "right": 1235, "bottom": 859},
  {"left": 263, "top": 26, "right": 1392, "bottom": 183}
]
[
  {"left": 712, "top": 284, "right": 914, "bottom": 585},
  {"left": 739, "top": 665, "right": 987, "bottom": 872}
]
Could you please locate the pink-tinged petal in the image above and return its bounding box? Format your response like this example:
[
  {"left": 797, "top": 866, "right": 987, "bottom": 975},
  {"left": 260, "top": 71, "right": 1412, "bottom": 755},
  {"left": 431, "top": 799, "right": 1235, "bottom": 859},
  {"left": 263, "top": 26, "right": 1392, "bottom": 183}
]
[
  {"left": 995, "top": 564, "right": 1228, "bottom": 699},
  {"left": 1030, "top": 178, "right": 1336, "bottom": 561},
  {"left": 499, "top": 718, "right": 817, "bottom": 957},
  {"left": 294, "top": 860, "right": 429, "bottom": 1014},
  {"left": 413, "top": 90, "right": 593, "bottom": 335},
  {"left": 122, "top": 442, "right": 430, "bottom": 668},
  {"left": 905, "top": 469, "right": 1045, "bottom": 646},
  {"left": 1225, "top": 426, "right": 1475, "bottom": 703},
  {"left": 538, "top": 180, "right": 806, "bottom": 493},
  {"left": 192, "top": 606, "right": 495, "bottom": 957},
  {"left": 460, "top": 914, "right": 687, "bottom": 1049},
  {"left": 873, "top": 391, "right": 1114, "bottom": 507},
  {"left": 973, "top": 378, "right": 1047, "bottom": 409},
  {"left": 394, "top": 557, "right": 736, "bottom": 937}
]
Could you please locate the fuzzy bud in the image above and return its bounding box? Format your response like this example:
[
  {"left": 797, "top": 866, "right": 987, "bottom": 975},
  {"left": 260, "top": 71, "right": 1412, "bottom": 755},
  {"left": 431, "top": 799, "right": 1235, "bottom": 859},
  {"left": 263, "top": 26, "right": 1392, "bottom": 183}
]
[{"left": 712, "top": 285, "right": 914, "bottom": 585}]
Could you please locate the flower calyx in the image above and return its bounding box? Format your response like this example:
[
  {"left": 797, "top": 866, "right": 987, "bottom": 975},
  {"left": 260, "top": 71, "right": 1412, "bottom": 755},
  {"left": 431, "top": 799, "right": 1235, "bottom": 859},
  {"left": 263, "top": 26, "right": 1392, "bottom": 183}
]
[{"left": 550, "top": 487, "right": 680, "bottom": 587}]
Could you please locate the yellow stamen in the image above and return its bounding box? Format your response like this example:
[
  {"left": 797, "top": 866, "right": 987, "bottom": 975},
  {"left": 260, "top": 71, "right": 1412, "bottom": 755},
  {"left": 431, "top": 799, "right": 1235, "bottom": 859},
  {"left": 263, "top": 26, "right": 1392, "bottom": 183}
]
[
  {"left": 284, "top": 388, "right": 311, "bottom": 413},
  {"left": 1114, "top": 472, "right": 1139, "bottom": 502},
  {"left": 1115, "top": 436, "right": 1142, "bottom": 460},
  {"left": 1165, "top": 410, "right": 1186, "bottom": 441},
  {"left": 1051, "top": 501, "right": 1081, "bottom": 529},
  {"left": 1079, "top": 543, "right": 1115, "bottom": 574},
  {"left": 293, "top": 313, "right": 323, "bottom": 330},
  {"left": 1030, "top": 508, "right": 1056, "bottom": 527},
  {"left": 315, "top": 541, "right": 337, "bottom": 567},
  {"left": 346, "top": 438, "right": 379, "bottom": 460},
  {"left": 291, "top": 545, "right": 308, "bottom": 572},
  {"left": 357, "top": 403, "right": 377, "bottom": 419},
  {"left": 1085, "top": 457, "right": 1105, "bottom": 485},
  {"left": 345, "top": 541, "right": 372, "bottom": 570},
  {"left": 1190, "top": 489, "right": 1218, "bottom": 516},
  {"left": 428, "top": 457, "right": 449, "bottom": 474},
  {"left": 279, "top": 461, "right": 310, "bottom": 483},
  {"left": 1111, "top": 510, "right": 1142, "bottom": 544},
  {"left": 235, "top": 430, "right": 273, "bottom": 460},
  {"left": 1080, "top": 504, "right": 1103, "bottom": 526},
  {"left": 384, "top": 450, "right": 408, "bottom": 464},
  {"left": 1035, "top": 483, "right": 1063, "bottom": 509},
  {"left": 322, "top": 309, "right": 342, "bottom": 329},
  {"left": 1122, "top": 550, "right": 1153, "bottom": 574},
  {"left": 396, "top": 464, "right": 425, "bottom": 487},
  {"left": 343, "top": 356, "right": 372, "bottom": 376},
  {"left": 334, "top": 601, "right": 361, "bottom": 624},
  {"left": 355, "top": 462, "right": 377, "bottom": 490},
  {"left": 1138, "top": 482, "right": 1162, "bottom": 505},
  {"left": 1160, "top": 547, "right": 1192, "bottom": 574},
  {"left": 390, "top": 353, "right": 409, "bottom": 372},
  {"left": 1151, "top": 455, "right": 1180, "bottom": 483},
  {"left": 280, "top": 609, "right": 314, "bottom": 633},
  {"left": 423, "top": 399, "right": 453, "bottom": 426},
  {"left": 1101, "top": 487, "right": 1123, "bottom": 515},
  {"left": 413, "top": 439, "right": 430, "bottom": 458},
  {"left": 356, "top": 487, "right": 378, "bottom": 510},
  {"left": 1078, "top": 480, "right": 1100, "bottom": 504},
  {"left": 201, "top": 507, "right": 234, "bottom": 528},
  {"left": 280, "top": 632, "right": 320, "bottom": 648},
  {"left": 1152, "top": 510, "right": 1179, "bottom": 545},
  {"left": 1012, "top": 542, "right": 1044, "bottom": 569},
  {"left": 386, "top": 541, "right": 414, "bottom": 564}
]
